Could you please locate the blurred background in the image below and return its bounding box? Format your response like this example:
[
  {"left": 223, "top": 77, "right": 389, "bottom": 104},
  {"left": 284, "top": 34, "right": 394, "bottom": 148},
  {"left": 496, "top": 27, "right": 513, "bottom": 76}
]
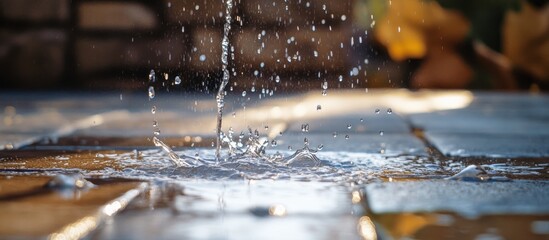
[{"left": 0, "top": 0, "right": 547, "bottom": 91}]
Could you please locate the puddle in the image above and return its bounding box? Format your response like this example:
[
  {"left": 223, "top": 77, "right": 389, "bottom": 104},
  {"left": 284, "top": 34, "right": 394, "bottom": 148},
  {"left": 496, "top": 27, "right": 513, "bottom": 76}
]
[{"left": 1, "top": 147, "right": 548, "bottom": 182}]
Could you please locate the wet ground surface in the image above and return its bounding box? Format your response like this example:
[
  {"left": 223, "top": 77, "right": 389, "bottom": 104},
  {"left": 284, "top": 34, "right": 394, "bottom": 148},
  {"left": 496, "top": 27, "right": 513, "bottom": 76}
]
[{"left": 0, "top": 90, "right": 548, "bottom": 239}]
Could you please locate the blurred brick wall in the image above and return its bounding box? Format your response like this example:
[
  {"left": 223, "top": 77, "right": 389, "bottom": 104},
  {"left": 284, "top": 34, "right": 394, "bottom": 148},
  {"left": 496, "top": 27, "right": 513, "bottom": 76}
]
[{"left": 0, "top": 0, "right": 400, "bottom": 91}]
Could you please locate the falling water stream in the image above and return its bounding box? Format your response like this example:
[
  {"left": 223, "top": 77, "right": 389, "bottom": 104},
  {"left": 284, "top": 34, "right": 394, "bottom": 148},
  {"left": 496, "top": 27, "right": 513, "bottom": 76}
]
[{"left": 215, "top": 0, "right": 234, "bottom": 161}]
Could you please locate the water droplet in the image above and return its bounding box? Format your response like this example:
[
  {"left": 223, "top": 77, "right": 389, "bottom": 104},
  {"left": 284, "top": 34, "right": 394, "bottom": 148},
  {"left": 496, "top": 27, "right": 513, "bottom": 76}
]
[
  {"left": 288, "top": 146, "right": 293, "bottom": 151},
  {"left": 251, "top": 86, "right": 256, "bottom": 92},
  {"left": 153, "top": 130, "right": 161, "bottom": 136},
  {"left": 119, "top": 94, "right": 123, "bottom": 100},
  {"left": 264, "top": 125, "right": 269, "bottom": 130},
  {"left": 151, "top": 106, "right": 156, "bottom": 114},
  {"left": 301, "top": 124, "right": 310, "bottom": 132},
  {"left": 333, "top": 132, "right": 338, "bottom": 138},
  {"left": 341, "top": 15, "right": 347, "bottom": 21},
  {"left": 347, "top": 124, "right": 352, "bottom": 130},
  {"left": 242, "top": 91, "right": 247, "bottom": 97},
  {"left": 317, "top": 144, "right": 324, "bottom": 151},
  {"left": 148, "top": 70, "right": 156, "bottom": 83},
  {"left": 345, "top": 135, "right": 350, "bottom": 139},
  {"left": 360, "top": 118, "right": 364, "bottom": 122},
  {"left": 338, "top": 75, "right": 343, "bottom": 82},
  {"left": 174, "top": 76, "right": 181, "bottom": 85},
  {"left": 387, "top": 108, "right": 392, "bottom": 114},
  {"left": 322, "top": 81, "right": 328, "bottom": 90},
  {"left": 304, "top": 137, "right": 309, "bottom": 146},
  {"left": 275, "top": 75, "right": 280, "bottom": 83},
  {"left": 322, "top": 89, "right": 327, "bottom": 96},
  {"left": 351, "top": 67, "right": 359, "bottom": 76},
  {"left": 316, "top": 105, "right": 322, "bottom": 111},
  {"left": 152, "top": 121, "right": 158, "bottom": 127},
  {"left": 271, "top": 140, "right": 277, "bottom": 147},
  {"left": 148, "top": 86, "right": 155, "bottom": 99},
  {"left": 199, "top": 54, "right": 206, "bottom": 61},
  {"left": 379, "top": 131, "right": 384, "bottom": 136},
  {"left": 375, "top": 109, "right": 380, "bottom": 114}
]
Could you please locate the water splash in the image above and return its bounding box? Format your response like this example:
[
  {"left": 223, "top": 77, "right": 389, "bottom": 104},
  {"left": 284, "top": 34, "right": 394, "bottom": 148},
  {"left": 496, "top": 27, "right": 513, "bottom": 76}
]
[
  {"left": 284, "top": 146, "right": 321, "bottom": 167},
  {"left": 445, "top": 165, "right": 488, "bottom": 181},
  {"left": 152, "top": 137, "right": 199, "bottom": 167},
  {"left": 215, "top": 0, "right": 234, "bottom": 161}
]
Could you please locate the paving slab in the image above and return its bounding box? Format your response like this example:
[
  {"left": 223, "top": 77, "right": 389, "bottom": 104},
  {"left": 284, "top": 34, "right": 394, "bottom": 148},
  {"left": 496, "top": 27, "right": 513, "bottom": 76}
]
[
  {"left": 425, "top": 132, "right": 549, "bottom": 158},
  {"left": 0, "top": 175, "right": 145, "bottom": 238},
  {"left": 0, "top": 92, "right": 135, "bottom": 150},
  {"left": 363, "top": 180, "right": 549, "bottom": 218},
  {"left": 1, "top": 133, "right": 41, "bottom": 150},
  {"left": 409, "top": 108, "right": 549, "bottom": 135},
  {"left": 366, "top": 212, "right": 549, "bottom": 240},
  {"left": 362, "top": 178, "right": 549, "bottom": 239},
  {"left": 92, "top": 180, "right": 361, "bottom": 240},
  {"left": 407, "top": 92, "right": 549, "bottom": 158}
]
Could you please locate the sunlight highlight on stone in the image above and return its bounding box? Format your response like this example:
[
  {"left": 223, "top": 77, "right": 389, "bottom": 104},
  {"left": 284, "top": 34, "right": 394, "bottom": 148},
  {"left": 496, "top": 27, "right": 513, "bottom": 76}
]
[
  {"left": 358, "top": 216, "right": 377, "bottom": 240},
  {"left": 49, "top": 216, "right": 98, "bottom": 240},
  {"left": 103, "top": 201, "right": 123, "bottom": 217},
  {"left": 269, "top": 204, "right": 287, "bottom": 217},
  {"left": 241, "top": 90, "right": 473, "bottom": 126},
  {"left": 378, "top": 90, "right": 474, "bottom": 114},
  {"left": 352, "top": 191, "right": 362, "bottom": 204}
]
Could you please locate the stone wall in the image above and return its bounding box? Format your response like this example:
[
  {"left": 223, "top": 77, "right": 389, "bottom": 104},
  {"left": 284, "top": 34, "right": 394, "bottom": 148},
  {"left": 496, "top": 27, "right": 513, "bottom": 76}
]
[{"left": 0, "top": 0, "right": 399, "bottom": 90}]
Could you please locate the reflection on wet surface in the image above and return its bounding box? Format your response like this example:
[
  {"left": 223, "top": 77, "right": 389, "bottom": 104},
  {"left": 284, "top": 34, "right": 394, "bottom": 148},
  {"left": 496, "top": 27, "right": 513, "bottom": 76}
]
[
  {"left": 0, "top": 175, "right": 144, "bottom": 237},
  {"left": 91, "top": 180, "right": 361, "bottom": 240},
  {"left": 369, "top": 213, "right": 549, "bottom": 240}
]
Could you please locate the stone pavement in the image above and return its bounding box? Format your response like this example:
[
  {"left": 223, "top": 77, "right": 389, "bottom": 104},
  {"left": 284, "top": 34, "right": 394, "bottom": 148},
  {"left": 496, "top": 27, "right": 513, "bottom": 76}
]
[{"left": 0, "top": 90, "right": 548, "bottom": 239}]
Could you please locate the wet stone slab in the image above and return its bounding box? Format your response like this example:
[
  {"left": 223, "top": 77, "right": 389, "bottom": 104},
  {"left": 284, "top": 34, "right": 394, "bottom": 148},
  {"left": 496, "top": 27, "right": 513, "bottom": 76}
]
[
  {"left": 1, "top": 90, "right": 549, "bottom": 239},
  {"left": 92, "top": 180, "right": 362, "bottom": 240},
  {"left": 407, "top": 92, "right": 549, "bottom": 158},
  {"left": 425, "top": 132, "right": 549, "bottom": 158},
  {"left": 409, "top": 108, "right": 549, "bottom": 135},
  {"left": 361, "top": 179, "right": 549, "bottom": 239},
  {"left": 362, "top": 180, "right": 549, "bottom": 218},
  {"left": 0, "top": 175, "right": 145, "bottom": 238},
  {"left": 0, "top": 92, "right": 220, "bottom": 150}
]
